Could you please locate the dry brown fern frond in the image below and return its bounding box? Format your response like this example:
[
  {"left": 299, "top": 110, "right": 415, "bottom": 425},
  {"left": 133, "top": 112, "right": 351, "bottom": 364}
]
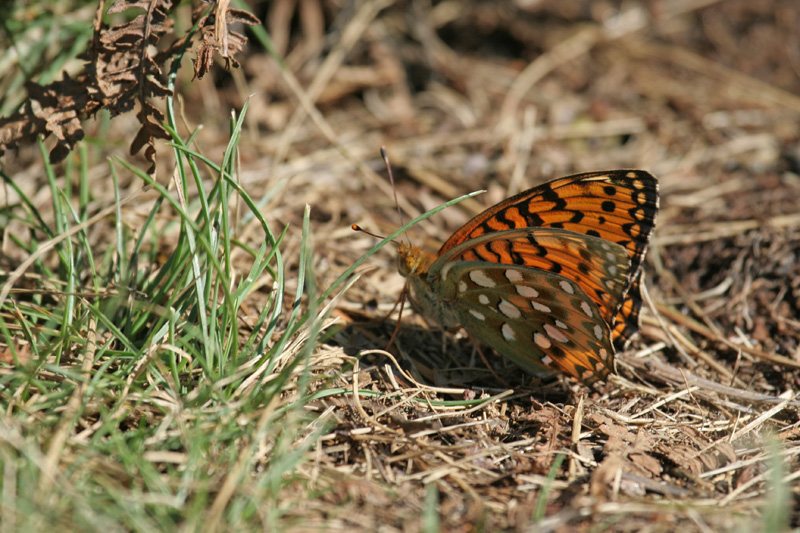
[
  {"left": 0, "top": 0, "right": 258, "bottom": 173},
  {"left": 193, "top": 0, "right": 260, "bottom": 80}
]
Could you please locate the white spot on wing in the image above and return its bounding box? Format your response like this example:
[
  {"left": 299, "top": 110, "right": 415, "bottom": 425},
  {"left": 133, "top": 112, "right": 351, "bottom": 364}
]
[
  {"left": 516, "top": 285, "right": 539, "bottom": 298},
  {"left": 469, "top": 309, "right": 486, "bottom": 321},
  {"left": 505, "top": 269, "right": 523, "bottom": 282},
  {"left": 534, "top": 333, "right": 551, "bottom": 349},
  {"left": 478, "top": 294, "right": 490, "bottom": 305},
  {"left": 580, "top": 301, "right": 593, "bottom": 317},
  {"left": 469, "top": 270, "right": 496, "bottom": 288},
  {"left": 498, "top": 299, "right": 521, "bottom": 319},
  {"left": 544, "top": 323, "right": 570, "bottom": 343},
  {"left": 458, "top": 281, "right": 468, "bottom": 293},
  {"left": 532, "top": 301, "right": 552, "bottom": 313},
  {"left": 502, "top": 323, "right": 515, "bottom": 341},
  {"left": 559, "top": 280, "right": 575, "bottom": 295},
  {"left": 594, "top": 324, "right": 603, "bottom": 340},
  {"left": 555, "top": 320, "right": 568, "bottom": 330}
]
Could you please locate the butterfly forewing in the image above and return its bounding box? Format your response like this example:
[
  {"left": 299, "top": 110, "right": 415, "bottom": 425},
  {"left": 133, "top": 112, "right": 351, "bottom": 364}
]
[
  {"left": 439, "top": 171, "right": 658, "bottom": 270},
  {"left": 437, "top": 262, "right": 616, "bottom": 386}
]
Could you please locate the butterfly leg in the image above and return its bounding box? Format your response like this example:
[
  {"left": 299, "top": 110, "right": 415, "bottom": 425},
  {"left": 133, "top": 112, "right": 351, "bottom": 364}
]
[{"left": 463, "top": 330, "right": 512, "bottom": 387}]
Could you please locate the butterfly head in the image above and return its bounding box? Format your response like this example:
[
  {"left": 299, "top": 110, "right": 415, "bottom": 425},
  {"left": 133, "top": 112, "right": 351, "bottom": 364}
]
[{"left": 397, "top": 243, "right": 436, "bottom": 278}]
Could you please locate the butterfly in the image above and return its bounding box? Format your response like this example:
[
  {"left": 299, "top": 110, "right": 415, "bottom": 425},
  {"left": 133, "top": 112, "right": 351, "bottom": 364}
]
[{"left": 397, "top": 170, "right": 659, "bottom": 387}]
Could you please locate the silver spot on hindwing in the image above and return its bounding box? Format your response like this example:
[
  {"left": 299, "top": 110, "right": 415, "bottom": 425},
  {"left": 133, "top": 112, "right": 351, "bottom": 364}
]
[
  {"left": 469, "top": 309, "right": 486, "bottom": 321},
  {"left": 469, "top": 270, "right": 496, "bottom": 288},
  {"left": 502, "top": 323, "right": 515, "bottom": 341},
  {"left": 544, "top": 323, "right": 569, "bottom": 343},
  {"left": 534, "top": 333, "right": 551, "bottom": 349},
  {"left": 498, "top": 299, "right": 521, "bottom": 319},
  {"left": 516, "top": 285, "right": 539, "bottom": 298},
  {"left": 559, "top": 280, "right": 575, "bottom": 295}
]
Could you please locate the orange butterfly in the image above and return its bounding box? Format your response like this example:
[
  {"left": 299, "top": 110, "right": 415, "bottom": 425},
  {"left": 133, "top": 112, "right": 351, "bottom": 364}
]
[{"left": 398, "top": 170, "right": 659, "bottom": 387}]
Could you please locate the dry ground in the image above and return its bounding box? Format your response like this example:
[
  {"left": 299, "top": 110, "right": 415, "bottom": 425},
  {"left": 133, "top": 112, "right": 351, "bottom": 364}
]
[{"left": 4, "top": 0, "right": 800, "bottom": 531}]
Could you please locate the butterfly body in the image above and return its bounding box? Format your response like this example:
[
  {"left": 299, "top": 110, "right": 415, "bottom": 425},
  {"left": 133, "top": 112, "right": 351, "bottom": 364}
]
[{"left": 397, "top": 170, "right": 659, "bottom": 387}]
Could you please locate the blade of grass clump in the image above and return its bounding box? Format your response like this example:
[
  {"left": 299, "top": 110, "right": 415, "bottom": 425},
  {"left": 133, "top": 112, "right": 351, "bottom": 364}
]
[
  {"left": 113, "top": 159, "right": 223, "bottom": 375},
  {"left": 39, "top": 138, "right": 76, "bottom": 364},
  {"left": 208, "top": 107, "right": 249, "bottom": 372},
  {"left": 160, "top": 112, "right": 223, "bottom": 374},
  {"left": 164, "top": 101, "right": 291, "bottom": 379},
  {"left": 196, "top": 205, "right": 329, "bottom": 530},
  {"left": 107, "top": 162, "right": 140, "bottom": 341},
  {"left": 291, "top": 204, "right": 317, "bottom": 393},
  {"left": 233, "top": 228, "right": 289, "bottom": 368},
  {"left": 222, "top": 189, "right": 488, "bottom": 392},
  {"left": 249, "top": 203, "right": 315, "bottom": 394},
  {"left": 763, "top": 437, "right": 789, "bottom": 533},
  {"left": 532, "top": 452, "right": 565, "bottom": 523},
  {"left": 1, "top": 23, "right": 300, "bottom": 533},
  {"left": 250, "top": 207, "right": 338, "bottom": 528},
  {"left": 422, "top": 482, "right": 440, "bottom": 533},
  {"left": 163, "top": 146, "right": 289, "bottom": 378},
  {"left": 58, "top": 148, "right": 99, "bottom": 303}
]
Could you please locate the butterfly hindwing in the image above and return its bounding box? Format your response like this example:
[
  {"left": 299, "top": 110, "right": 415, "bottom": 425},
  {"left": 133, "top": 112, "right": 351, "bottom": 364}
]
[
  {"left": 612, "top": 270, "right": 645, "bottom": 350},
  {"left": 437, "top": 261, "right": 616, "bottom": 386},
  {"left": 430, "top": 229, "right": 631, "bottom": 386}
]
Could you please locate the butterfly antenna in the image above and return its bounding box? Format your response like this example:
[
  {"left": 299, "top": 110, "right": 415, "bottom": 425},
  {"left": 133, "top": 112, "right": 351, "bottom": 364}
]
[{"left": 380, "top": 147, "right": 410, "bottom": 245}]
